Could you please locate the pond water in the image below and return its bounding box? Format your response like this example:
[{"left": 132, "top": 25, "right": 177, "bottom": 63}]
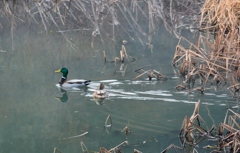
[{"left": 0, "top": 24, "right": 238, "bottom": 153}]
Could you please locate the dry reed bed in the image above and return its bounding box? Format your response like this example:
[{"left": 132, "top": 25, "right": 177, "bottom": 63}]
[{"left": 172, "top": 0, "right": 240, "bottom": 95}]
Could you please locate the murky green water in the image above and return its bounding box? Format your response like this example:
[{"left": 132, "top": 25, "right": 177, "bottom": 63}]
[{"left": 0, "top": 25, "right": 238, "bottom": 153}]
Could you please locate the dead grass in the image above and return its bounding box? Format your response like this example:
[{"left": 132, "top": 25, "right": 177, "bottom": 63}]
[
  {"left": 172, "top": 0, "right": 240, "bottom": 94},
  {"left": 162, "top": 100, "right": 240, "bottom": 153}
]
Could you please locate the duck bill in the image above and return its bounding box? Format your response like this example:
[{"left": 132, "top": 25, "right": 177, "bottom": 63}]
[{"left": 55, "top": 69, "right": 61, "bottom": 73}]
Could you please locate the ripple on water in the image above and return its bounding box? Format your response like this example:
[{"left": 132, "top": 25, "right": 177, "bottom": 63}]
[
  {"left": 136, "top": 90, "right": 173, "bottom": 96},
  {"left": 216, "top": 94, "right": 228, "bottom": 98},
  {"left": 180, "top": 100, "right": 198, "bottom": 104},
  {"left": 202, "top": 102, "right": 215, "bottom": 105},
  {"left": 160, "top": 98, "right": 179, "bottom": 102},
  {"left": 84, "top": 80, "right": 231, "bottom": 106},
  {"left": 204, "top": 93, "right": 216, "bottom": 96},
  {"left": 100, "top": 79, "right": 118, "bottom": 83},
  {"left": 219, "top": 103, "right": 227, "bottom": 106},
  {"left": 128, "top": 80, "right": 157, "bottom": 85},
  {"left": 108, "top": 82, "right": 124, "bottom": 85}
]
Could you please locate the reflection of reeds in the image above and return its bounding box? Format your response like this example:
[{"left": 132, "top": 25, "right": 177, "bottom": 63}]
[
  {"left": 80, "top": 141, "right": 89, "bottom": 153},
  {"left": 105, "top": 115, "right": 112, "bottom": 127},
  {"left": 105, "top": 115, "right": 112, "bottom": 134}
]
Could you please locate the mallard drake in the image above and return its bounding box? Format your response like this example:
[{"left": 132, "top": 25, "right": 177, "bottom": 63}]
[
  {"left": 55, "top": 67, "right": 91, "bottom": 88},
  {"left": 93, "top": 83, "right": 108, "bottom": 99}
]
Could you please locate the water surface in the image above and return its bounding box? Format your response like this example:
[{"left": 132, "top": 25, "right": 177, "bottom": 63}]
[{"left": 0, "top": 25, "right": 238, "bottom": 153}]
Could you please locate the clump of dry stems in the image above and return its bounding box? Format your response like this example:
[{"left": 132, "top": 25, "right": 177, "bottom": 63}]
[
  {"left": 103, "top": 45, "right": 136, "bottom": 76},
  {"left": 103, "top": 45, "right": 135, "bottom": 64},
  {"left": 134, "top": 66, "right": 168, "bottom": 81},
  {"left": 161, "top": 100, "right": 240, "bottom": 153},
  {"left": 172, "top": 0, "right": 240, "bottom": 94}
]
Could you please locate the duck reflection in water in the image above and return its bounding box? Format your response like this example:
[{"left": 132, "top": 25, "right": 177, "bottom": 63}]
[{"left": 55, "top": 88, "right": 68, "bottom": 103}]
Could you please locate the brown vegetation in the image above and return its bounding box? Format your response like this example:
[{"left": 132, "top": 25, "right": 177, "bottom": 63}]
[
  {"left": 172, "top": 0, "right": 240, "bottom": 96},
  {"left": 162, "top": 100, "right": 240, "bottom": 153},
  {"left": 134, "top": 66, "right": 168, "bottom": 81}
]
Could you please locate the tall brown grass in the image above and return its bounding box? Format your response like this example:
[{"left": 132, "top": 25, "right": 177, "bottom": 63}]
[{"left": 172, "top": 0, "right": 240, "bottom": 92}]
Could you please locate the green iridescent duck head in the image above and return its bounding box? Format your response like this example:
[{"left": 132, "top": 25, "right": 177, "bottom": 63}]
[{"left": 55, "top": 67, "right": 69, "bottom": 78}]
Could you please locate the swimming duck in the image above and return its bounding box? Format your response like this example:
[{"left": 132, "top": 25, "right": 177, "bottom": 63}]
[
  {"left": 93, "top": 83, "right": 108, "bottom": 99},
  {"left": 55, "top": 67, "right": 91, "bottom": 88}
]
